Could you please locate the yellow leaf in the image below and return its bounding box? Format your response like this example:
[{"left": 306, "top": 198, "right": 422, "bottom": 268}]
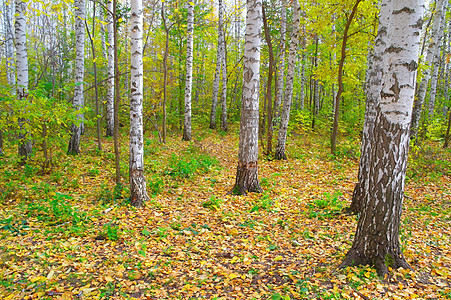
[
  {"left": 229, "top": 273, "right": 238, "bottom": 279},
  {"left": 274, "top": 255, "right": 283, "bottom": 261},
  {"left": 47, "top": 270, "right": 55, "bottom": 280},
  {"left": 189, "top": 1, "right": 194, "bottom": 5},
  {"left": 30, "top": 276, "right": 46, "bottom": 283},
  {"left": 105, "top": 276, "right": 114, "bottom": 282}
]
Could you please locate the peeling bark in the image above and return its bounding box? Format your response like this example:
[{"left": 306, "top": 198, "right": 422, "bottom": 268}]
[
  {"left": 274, "top": 0, "right": 301, "bottom": 160},
  {"left": 68, "top": 0, "right": 86, "bottom": 155},
  {"left": 183, "top": 2, "right": 195, "bottom": 141},
  {"left": 106, "top": 0, "right": 115, "bottom": 137},
  {"left": 129, "top": 0, "right": 150, "bottom": 207},
  {"left": 230, "top": 0, "right": 262, "bottom": 195},
  {"left": 340, "top": 0, "right": 424, "bottom": 276}
]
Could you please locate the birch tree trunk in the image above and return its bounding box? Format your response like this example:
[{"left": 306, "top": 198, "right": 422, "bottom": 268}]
[
  {"left": 183, "top": 2, "right": 195, "bottom": 141},
  {"left": 230, "top": 0, "right": 262, "bottom": 195},
  {"left": 340, "top": 0, "right": 424, "bottom": 276},
  {"left": 2, "top": 0, "right": 15, "bottom": 155},
  {"left": 410, "top": 0, "right": 446, "bottom": 140},
  {"left": 273, "top": 0, "right": 286, "bottom": 124},
  {"left": 274, "top": 0, "right": 300, "bottom": 160},
  {"left": 106, "top": 0, "right": 115, "bottom": 137},
  {"left": 210, "top": 0, "right": 225, "bottom": 129},
  {"left": 68, "top": 0, "right": 86, "bottom": 155},
  {"left": 220, "top": 39, "right": 228, "bottom": 132},
  {"left": 15, "top": 0, "right": 32, "bottom": 164},
  {"left": 426, "top": 2, "right": 448, "bottom": 120},
  {"left": 349, "top": 2, "right": 389, "bottom": 214},
  {"left": 129, "top": 0, "right": 150, "bottom": 207},
  {"left": 4, "top": 0, "right": 15, "bottom": 87}
]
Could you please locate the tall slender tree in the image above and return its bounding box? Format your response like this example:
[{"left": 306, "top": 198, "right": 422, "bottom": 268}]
[
  {"left": 231, "top": 0, "right": 262, "bottom": 195},
  {"left": 220, "top": 27, "right": 228, "bottom": 132},
  {"left": 274, "top": 0, "right": 301, "bottom": 160},
  {"left": 129, "top": 0, "right": 150, "bottom": 207},
  {"left": 230, "top": 0, "right": 263, "bottom": 195},
  {"left": 15, "top": 0, "right": 32, "bottom": 164},
  {"left": 68, "top": 0, "right": 86, "bottom": 155},
  {"left": 340, "top": 0, "right": 424, "bottom": 276},
  {"left": 210, "top": 0, "right": 225, "bottom": 129},
  {"left": 183, "top": 2, "right": 195, "bottom": 141},
  {"left": 410, "top": 0, "right": 446, "bottom": 140},
  {"left": 330, "top": 0, "right": 362, "bottom": 155},
  {"left": 274, "top": 0, "right": 286, "bottom": 123},
  {"left": 106, "top": 0, "right": 115, "bottom": 137}
]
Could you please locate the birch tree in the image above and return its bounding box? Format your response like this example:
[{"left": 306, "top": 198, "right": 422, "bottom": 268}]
[
  {"left": 106, "top": 0, "right": 115, "bottom": 137},
  {"left": 410, "top": 0, "right": 446, "bottom": 140},
  {"left": 348, "top": 1, "right": 389, "bottom": 214},
  {"left": 4, "top": 0, "right": 15, "bottom": 87},
  {"left": 15, "top": 0, "right": 32, "bottom": 163},
  {"left": 220, "top": 31, "right": 228, "bottom": 132},
  {"left": 340, "top": 0, "right": 424, "bottom": 276},
  {"left": 230, "top": 0, "right": 262, "bottom": 195},
  {"left": 274, "top": 0, "right": 286, "bottom": 123},
  {"left": 129, "top": 0, "right": 150, "bottom": 207},
  {"left": 210, "top": 0, "right": 225, "bottom": 129},
  {"left": 274, "top": 0, "right": 301, "bottom": 160},
  {"left": 426, "top": 2, "right": 448, "bottom": 120},
  {"left": 183, "top": 2, "right": 195, "bottom": 141},
  {"left": 67, "top": 0, "right": 86, "bottom": 155}
]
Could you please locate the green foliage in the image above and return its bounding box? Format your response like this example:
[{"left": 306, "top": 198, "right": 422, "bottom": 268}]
[
  {"left": 102, "top": 222, "right": 121, "bottom": 241},
  {"left": 96, "top": 183, "right": 129, "bottom": 205},
  {"left": 201, "top": 195, "right": 223, "bottom": 211},
  {"left": 250, "top": 192, "right": 274, "bottom": 212},
  {"left": 166, "top": 145, "right": 218, "bottom": 178},
  {"left": 307, "top": 191, "right": 344, "bottom": 220}
]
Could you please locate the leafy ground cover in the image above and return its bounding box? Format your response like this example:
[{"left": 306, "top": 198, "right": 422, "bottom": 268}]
[{"left": 0, "top": 127, "right": 450, "bottom": 299}]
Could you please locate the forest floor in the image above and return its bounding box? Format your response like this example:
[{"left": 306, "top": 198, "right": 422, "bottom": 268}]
[{"left": 0, "top": 125, "right": 450, "bottom": 299}]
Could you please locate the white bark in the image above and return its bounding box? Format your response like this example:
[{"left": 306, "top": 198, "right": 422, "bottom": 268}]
[
  {"left": 4, "top": 0, "right": 15, "bottom": 87},
  {"left": 183, "top": 2, "right": 195, "bottom": 141},
  {"left": 410, "top": 0, "right": 446, "bottom": 139},
  {"left": 274, "top": 0, "right": 300, "bottom": 160},
  {"left": 341, "top": 0, "right": 424, "bottom": 276},
  {"left": 129, "top": 0, "right": 149, "bottom": 207},
  {"left": 231, "top": 0, "right": 262, "bottom": 195},
  {"left": 427, "top": 1, "right": 448, "bottom": 119},
  {"left": 15, "top": 0, "right": 28, "bottom": 99},
  {"left": 68, "top": 0, "right": 86, "bottom": 154},
  {"left": 106, "top": 0, "right": 115, "bottom": 136},
  {"left": 210, "top": 0, "right": 225, "bottom": 129},
  {"left": 274, "top": 0, "right": 286, "bottom": 124},
  {"left": 220, "top": 37, "right": 228, "bottom": 132},
  {"left": 15, "top": 0, "right": 32, "bottom": 162}
]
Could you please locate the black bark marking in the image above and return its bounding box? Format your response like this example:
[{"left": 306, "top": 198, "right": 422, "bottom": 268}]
[
  {"left": 393, "top": 7, "right": 415, "bottom": 15},
  {"left": 386, "top": 46, "right": 403, "bottom": 53},
  {"left": 402, "top": 60, "right": 418, "bottom": 71},
  {"left": 390, "top": 73, "right": 400, "bottom": 101}
]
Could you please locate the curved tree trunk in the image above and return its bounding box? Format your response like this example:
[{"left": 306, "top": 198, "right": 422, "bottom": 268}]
[
  {"left": 183, "top": 2, "right": 195, "bottom": 141},
  {"left": 210, "top": 0, "right": 225, "bottom": 129},
  {"left": 68, "top": 0, "right": 86, "bottom": 155},
  {"left": 230, "top": 0, "right": 262, "bottom": 195},
  {"left": 340, "top": 0, "right": 424, "bottom": 276},
  {"left": 106, "top": 0, "right": 115, "bottom": 137},
  {"left": 274, "top": 0, "right": 301, "bottom": 160},
  {"left": 330, "top": 0, "right": 361, "bottom": 155},
  {"left": 15, "top": 0, "right": 32, "bottom": 164},
  {"left": 129, "top": 0, "right": 150, "bottom": 207},
  {"left": 410, "top": 0, "right": 446, "bottom": 140}
]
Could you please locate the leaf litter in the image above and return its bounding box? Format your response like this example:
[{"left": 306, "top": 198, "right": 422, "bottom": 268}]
[{"left": 0, "top": 128, "right": 449, "bottom": 299}]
